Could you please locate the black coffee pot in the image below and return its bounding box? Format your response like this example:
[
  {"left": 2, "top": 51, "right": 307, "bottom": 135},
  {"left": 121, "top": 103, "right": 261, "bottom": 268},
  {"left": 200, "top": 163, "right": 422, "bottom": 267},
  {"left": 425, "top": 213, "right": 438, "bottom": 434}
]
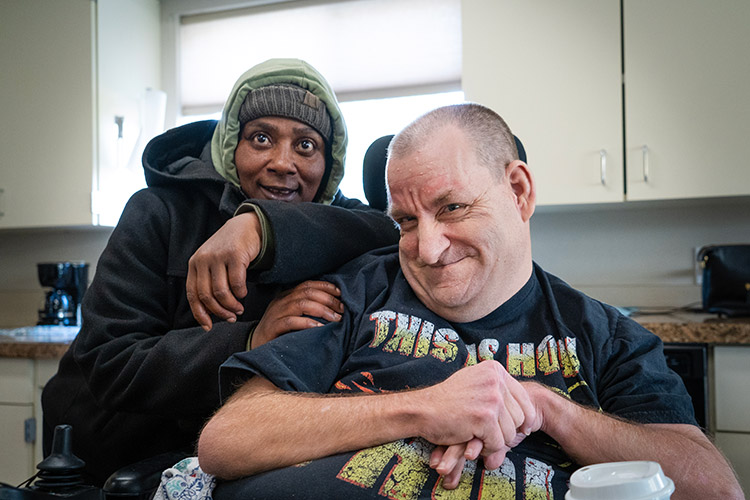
[{"left": 37, "top": 262, "right": 89, "bottom": 326}]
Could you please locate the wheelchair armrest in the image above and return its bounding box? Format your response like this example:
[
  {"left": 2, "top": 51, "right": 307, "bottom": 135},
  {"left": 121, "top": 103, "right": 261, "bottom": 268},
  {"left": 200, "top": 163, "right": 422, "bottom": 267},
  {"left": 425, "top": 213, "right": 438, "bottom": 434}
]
[{"left": 102, "top": 451, "right": 190, "bottom": 500}]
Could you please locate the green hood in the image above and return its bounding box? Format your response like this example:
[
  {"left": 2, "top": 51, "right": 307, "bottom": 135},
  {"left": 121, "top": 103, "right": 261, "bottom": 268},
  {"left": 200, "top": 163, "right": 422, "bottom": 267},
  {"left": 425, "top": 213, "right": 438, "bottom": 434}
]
[{"left": 211, "top": 58, "right": 347, "bottom": 205}]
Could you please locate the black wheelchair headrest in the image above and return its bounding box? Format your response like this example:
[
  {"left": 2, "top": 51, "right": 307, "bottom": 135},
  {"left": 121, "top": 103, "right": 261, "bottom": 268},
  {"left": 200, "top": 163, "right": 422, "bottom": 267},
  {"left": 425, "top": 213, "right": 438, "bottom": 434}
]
[
  {"left": 362, "top": 133, "right": 528, "bottom": 211},
  {"left": 362, "top": 134, "right": 394, "bottom": 212}
]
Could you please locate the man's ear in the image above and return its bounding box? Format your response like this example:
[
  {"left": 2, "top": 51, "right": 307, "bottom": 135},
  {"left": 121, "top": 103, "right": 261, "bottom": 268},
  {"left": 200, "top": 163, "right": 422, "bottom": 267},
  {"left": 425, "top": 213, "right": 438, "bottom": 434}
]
[{"left": 506, "top": 160, "right": 536, "bottom": 222}]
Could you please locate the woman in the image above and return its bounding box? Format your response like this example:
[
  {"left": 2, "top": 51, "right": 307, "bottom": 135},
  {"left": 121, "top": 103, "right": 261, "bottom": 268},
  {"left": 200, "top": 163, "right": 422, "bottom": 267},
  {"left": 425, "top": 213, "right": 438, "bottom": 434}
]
[{"left": 41, "top": 58, "right": 398, "bottom": 485}]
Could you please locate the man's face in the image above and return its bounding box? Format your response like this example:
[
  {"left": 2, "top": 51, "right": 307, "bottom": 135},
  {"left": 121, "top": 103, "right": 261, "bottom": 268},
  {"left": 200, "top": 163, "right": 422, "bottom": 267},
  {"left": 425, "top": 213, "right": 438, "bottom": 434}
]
[
  {"left": 387, "top": 125, "right": 532, "bottom": 322},
  {"left": 234, "top": 116, "right": 326, "bottom": 203}
]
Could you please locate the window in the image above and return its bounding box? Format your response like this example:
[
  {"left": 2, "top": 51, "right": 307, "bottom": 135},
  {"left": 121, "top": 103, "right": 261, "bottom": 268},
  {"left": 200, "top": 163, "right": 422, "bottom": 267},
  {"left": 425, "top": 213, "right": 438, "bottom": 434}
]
[
  {"left": 337, "top": 91, "right": 464, "bottom": 201},
  {"left": 177, "top": 0, "right": 463, "bottom": 202}
]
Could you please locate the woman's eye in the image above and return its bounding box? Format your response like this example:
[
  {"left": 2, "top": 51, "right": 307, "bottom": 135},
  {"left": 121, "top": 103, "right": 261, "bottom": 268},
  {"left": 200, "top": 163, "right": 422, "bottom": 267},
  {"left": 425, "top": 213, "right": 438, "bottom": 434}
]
[
  {"left": 252, "top": 133, "right": 270, "bottom": 144},
  {"left": 298, "top": 139, "right": 317, "bottom": 153}
]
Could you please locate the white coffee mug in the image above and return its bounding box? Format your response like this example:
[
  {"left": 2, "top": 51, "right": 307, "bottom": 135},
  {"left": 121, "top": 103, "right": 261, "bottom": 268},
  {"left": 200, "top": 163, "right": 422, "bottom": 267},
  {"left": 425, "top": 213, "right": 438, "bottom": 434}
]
[{"left": 565, "top": 461, "right": 675, "bottom": 500}]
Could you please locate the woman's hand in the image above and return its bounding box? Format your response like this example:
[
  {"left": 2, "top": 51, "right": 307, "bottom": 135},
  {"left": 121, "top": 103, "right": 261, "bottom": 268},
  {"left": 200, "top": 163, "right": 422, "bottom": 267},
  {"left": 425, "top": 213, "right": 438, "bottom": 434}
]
[
  {"left": 187, "top": 213, "right": 263, "bottom": 330},
  {"left": 251, "top": 280, "right": 344, "bottom": 349}
]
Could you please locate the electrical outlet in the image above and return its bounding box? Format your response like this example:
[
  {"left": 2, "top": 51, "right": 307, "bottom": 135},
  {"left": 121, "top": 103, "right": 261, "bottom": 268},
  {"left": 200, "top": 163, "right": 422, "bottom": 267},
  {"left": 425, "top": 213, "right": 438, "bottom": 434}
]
[{"left": 693, "top": 246, "right": 703, "bottom": 285}]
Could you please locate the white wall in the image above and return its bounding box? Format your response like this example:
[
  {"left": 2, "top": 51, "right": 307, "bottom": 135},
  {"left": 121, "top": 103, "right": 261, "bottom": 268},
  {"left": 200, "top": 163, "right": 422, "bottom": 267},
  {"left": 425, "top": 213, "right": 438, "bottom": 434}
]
[
  {"left": 2, "top": 195, "right": 748, "bottom": 327},
  {"left": 0, "top": 229, "right": 111, "bottom": 328},
  {"left": 2, "top": 0, "right": 749, "bottom": 326},
  {"left": 531, "top": 197, "right": 750, "bottom": 308}
]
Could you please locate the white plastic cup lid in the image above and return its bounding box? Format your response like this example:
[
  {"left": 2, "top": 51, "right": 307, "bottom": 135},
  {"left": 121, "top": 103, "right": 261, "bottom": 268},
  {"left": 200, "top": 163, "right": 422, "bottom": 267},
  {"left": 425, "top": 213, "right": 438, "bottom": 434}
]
[{"left": 565, "top": 461, "right": 675, "bottom": 500}]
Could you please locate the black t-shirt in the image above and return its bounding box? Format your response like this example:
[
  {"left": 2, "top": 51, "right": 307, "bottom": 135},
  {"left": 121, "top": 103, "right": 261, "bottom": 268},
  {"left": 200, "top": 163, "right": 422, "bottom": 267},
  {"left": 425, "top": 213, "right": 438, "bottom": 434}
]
[{"left": 216, "top": 247, "right": 695, "bottom": 500}]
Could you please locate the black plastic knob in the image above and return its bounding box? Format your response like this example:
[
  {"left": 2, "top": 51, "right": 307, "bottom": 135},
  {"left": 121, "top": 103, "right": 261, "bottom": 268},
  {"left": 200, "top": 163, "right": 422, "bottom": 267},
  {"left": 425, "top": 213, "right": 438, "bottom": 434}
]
[{"left": 33, "top": 424, "right": 86, "bottom": 491}]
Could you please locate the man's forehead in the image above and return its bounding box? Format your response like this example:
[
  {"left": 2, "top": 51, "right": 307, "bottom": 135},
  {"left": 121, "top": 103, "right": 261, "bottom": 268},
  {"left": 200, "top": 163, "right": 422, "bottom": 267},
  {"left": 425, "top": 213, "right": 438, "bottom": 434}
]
[{"left": 388, "top": 140, "right": 471, "bottom": 182}]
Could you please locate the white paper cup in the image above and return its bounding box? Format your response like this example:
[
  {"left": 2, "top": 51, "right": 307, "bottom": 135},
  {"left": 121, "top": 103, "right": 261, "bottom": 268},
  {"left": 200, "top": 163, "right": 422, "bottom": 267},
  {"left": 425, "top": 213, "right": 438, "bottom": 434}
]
[{"left": 565, "top": 461, "right": 675, "bottom": 500}]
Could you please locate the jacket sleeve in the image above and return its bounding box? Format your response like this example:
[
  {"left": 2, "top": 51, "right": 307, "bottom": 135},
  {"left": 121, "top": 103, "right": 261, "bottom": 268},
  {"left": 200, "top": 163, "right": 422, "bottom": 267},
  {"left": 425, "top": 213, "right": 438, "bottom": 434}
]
[
  {"left": 249, "top": 192, "right": 400, "bottom": 284},
  {"left": 71, "top": 189, "right": 254, "bottom": 419}
]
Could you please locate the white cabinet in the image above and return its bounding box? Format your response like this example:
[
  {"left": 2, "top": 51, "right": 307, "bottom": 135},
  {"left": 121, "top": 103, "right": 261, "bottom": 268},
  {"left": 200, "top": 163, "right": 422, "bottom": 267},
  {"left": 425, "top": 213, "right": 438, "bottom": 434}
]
[
  {"left": 0, "top": 357, "right": 60, "bottom": 485},
  {"left": 713, "top": 345, "right": 750, "bottom": 494},
  {"left": 462, "top": 0, "right": 750, "bottom": 205},
  {"left": 0, "top": 0, "right": 161, "bottom": 229},
  {"left": 462, "top": 0, "right": 624, "bottom": 206},
  {"left": 624, "top": 0, "right": 750, "bottom": 201},
  {"left": 0, "top": 359, "right": 36, "bottom": 485}
]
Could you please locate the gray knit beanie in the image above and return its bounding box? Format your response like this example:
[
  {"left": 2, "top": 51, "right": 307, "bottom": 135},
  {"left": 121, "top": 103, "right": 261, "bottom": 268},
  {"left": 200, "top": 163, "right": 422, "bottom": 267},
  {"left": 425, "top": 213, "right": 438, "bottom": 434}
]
[{"left": 238, "top": 84, "right": 333, "bottom": 143}]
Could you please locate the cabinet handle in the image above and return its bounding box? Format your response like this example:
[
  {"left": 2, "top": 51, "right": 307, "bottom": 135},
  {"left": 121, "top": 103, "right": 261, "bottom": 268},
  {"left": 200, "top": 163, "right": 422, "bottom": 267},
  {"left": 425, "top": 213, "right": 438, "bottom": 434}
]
[
  {"left": 642, "top": 145, "right": 650, "bottom": 183},
  {"left": 599, "top": 149, "right": 607, "bottom": 186}
]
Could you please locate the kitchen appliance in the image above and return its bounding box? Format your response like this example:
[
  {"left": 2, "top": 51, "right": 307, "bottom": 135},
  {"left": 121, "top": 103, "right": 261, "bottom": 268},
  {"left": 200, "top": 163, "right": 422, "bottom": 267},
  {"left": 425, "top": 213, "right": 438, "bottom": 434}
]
[
  {"left": 698, "top": 244, "right": 750, "bottom": 317},
  {"left": 37, "top": 262, "right": 89, "bottom": 326},
  {"left": 662, "top": 343, "right": 709, "bottom": 429}
]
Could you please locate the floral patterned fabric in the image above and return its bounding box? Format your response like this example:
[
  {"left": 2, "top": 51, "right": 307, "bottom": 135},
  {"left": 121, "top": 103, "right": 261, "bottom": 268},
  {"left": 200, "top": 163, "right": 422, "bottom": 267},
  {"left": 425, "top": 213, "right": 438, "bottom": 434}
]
[{"left": 154, "top": 457, "right": 216, "bottom": 500}]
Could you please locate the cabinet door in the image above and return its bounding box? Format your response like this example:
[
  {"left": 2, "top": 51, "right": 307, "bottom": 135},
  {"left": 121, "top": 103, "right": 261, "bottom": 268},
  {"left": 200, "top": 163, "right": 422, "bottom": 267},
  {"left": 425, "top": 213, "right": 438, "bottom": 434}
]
[
  {"left": 624, "top": 0, "right": 750, "bottom": 200},
  {"left": 0, "top": 359, "right": 35, "bottom": 484},
  {"left": 462, "top": 0, "right": 623, "bottom": 205},
  {"left": 713, "top": 345, "right": 750, "bottom": 432},
  {"left": 715, "top": 432, "right": 750, "bottom": 497},
  {"left": 0, "top": 405, "right": 35, "bottom": 485},
  {"left": 0, "top": 0, "right": 96, "bottom": 228}
]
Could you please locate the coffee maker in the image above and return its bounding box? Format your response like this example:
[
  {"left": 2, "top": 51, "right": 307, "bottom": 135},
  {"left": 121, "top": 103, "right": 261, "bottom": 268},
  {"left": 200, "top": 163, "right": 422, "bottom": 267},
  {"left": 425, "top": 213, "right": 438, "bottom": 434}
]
[{"left": 37, "top": 262, "right": 89, "bottom": 326}]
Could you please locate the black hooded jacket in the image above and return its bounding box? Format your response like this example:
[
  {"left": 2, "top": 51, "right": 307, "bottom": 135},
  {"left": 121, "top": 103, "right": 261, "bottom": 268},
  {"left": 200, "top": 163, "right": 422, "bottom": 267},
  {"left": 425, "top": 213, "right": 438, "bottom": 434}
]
[{"left": 41, "top": 120, "right": 399, "bottom": 485}]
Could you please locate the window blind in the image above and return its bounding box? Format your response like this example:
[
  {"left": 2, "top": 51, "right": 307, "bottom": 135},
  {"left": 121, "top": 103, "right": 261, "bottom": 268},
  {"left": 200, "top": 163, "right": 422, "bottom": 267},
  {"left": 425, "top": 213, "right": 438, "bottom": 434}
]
[{"left": 179, "top": 0, "right": 461, "bottom": 115}]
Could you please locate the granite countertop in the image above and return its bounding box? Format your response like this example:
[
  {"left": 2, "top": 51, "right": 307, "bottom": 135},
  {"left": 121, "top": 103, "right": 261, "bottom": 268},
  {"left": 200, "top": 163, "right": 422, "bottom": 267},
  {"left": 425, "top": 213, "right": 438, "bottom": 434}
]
[
  {"left": 632, "top": 311, "right": 750, "bottom": 345},
  {"left": 1, "top": 313, "right": 749, "bottom": 359},
  {"left": 0, "top": 326, "right": 76, "bottom": 359},
  {"left": 0, "top": 341, "right": 70, "bottom": 359}
]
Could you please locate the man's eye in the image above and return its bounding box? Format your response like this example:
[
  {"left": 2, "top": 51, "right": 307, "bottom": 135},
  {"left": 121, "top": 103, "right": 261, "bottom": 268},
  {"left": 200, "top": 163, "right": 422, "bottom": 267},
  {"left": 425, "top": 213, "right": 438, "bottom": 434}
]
[
  {"left": 443, "top": 203, "right": 467, "bottom": 215},
  {"left": 395, "top": 216, "right": 416, "bottom": 228}
]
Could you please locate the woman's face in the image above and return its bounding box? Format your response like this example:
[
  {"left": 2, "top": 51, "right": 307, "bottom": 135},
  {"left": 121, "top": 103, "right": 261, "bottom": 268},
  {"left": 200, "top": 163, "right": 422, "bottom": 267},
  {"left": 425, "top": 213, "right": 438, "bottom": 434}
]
[{"left": 234, "top": 116, "right": 327, "bottom": 203}]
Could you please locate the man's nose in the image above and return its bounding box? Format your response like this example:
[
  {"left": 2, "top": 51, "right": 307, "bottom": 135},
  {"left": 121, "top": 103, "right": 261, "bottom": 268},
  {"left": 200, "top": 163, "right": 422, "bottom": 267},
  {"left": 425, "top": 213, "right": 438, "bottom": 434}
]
[
  {"left": 416, "top": 222, "right": 449, "bottom": 265},
  {"left": 267, "top": 146, "right": 296, "bottom": 175}
]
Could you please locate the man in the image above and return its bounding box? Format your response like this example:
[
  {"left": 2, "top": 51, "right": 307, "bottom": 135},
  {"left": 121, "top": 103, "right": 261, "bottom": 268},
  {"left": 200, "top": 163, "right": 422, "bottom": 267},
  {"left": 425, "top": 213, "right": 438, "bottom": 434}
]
[{"left": 197, "top": 104, "right": 743, "bottom": 499}]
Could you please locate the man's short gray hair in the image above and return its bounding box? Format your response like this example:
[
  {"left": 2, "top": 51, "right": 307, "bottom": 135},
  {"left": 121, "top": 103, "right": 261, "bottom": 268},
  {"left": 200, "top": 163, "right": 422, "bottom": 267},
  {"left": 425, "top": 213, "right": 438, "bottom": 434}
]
[{"left": 388, "top": 103, "right": 520, "bottom": 178}]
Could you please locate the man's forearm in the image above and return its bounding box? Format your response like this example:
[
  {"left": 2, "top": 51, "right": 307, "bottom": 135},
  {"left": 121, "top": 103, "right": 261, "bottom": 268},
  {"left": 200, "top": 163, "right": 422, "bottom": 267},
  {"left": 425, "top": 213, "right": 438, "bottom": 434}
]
[
  {"left": 530, "top": 384, "right": 743, "bottom": 500},
  {"left": 197, "top": 377, "right": 423, "bottom": 479},
  {"left": 198, "top": 361, "right": 534, "bottom": 480}
]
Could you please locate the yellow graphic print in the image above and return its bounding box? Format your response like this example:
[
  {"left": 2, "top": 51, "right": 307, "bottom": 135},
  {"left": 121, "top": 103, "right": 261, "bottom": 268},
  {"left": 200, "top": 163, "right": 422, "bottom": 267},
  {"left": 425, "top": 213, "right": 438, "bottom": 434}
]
[
  {"left": 478, "top": 460, "right": 516, "bottom": 499},
  {"left": 337, "top": 439, "right": 431, "bottom": 499},
  {"left": 536, "top": 335, "right": 560, "bottom": 375},
  {"left": 524, "top": 458, "right": 554, "bottom": 500},
  {"left": 430, "top": 328, "right": 459, "bottom": 362},
  {"left": 464, "top": 344, "right": 478, "bottom": 367},
  {"left": 479, "top": 339, "right": 500, "bottom": 362},
  {"left": 506, "top": 337, "right": 580, "bottom": 378},
  {"left": 370, "top": 311, "right": 398, "bottom": 348},
  {"left": 433, "top": 459, "right": 476, "bottom": 499},
  {"left": 367, "top": 310, "right": 580, "bottom": 379},
  {"left": 558, "top": 337, "right": 580, "bottom": 378},
  {"left": 337, "top": 438, "right": 554, "bottom": 499},
  {"left": 414, "top": 319, "right": 434, "bottom": 358},
  {"left": 507, "top": 343, "right": 536, "bottom": 377},
  {"left": 369, "top": 311, "right": 455, "bottom": 362},
  {"left": 383, "top": 313, "right": 421, "bottom": 356}
]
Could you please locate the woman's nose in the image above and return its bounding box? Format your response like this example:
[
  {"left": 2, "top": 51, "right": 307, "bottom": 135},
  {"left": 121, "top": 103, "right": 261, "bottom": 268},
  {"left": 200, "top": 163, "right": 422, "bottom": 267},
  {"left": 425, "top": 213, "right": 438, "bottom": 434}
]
[{"left": 267, "top": 146, "right": 296, "bottom": 175}]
